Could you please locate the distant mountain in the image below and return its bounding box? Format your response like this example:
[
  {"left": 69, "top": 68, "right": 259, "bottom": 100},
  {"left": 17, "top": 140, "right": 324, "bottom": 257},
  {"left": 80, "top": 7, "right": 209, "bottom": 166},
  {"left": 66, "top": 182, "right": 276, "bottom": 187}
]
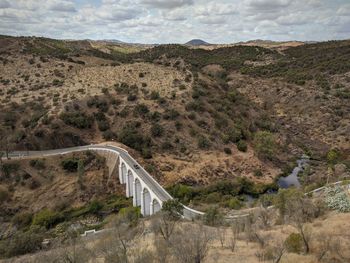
[{"left": 185, "top": 39, "right": 210, "bottom": 46}]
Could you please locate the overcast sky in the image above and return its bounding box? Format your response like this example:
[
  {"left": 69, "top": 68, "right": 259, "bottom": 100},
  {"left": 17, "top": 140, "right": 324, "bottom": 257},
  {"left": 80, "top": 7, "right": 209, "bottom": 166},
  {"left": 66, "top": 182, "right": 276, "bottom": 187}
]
[{"left": 0, "top": 0, "right": 349, "bottom": 43}]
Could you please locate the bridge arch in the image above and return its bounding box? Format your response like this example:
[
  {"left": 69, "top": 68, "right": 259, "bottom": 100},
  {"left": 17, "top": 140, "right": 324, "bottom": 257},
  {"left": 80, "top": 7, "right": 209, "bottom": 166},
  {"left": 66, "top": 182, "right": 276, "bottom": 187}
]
[
  {"left": 133, "top": 178, "right": 142, "bottom": 207},
  {"left": 142, "top": 187, "right": 152, "bottom": 216},
  {"left": 126, "top": 170, "right": 134, "bottom": 197},
  {"left": 152, "top": 199, "right": 161, "bottom": 214},
  {"left": 120, "top": 162, "right": 127, "bottom": 184}
]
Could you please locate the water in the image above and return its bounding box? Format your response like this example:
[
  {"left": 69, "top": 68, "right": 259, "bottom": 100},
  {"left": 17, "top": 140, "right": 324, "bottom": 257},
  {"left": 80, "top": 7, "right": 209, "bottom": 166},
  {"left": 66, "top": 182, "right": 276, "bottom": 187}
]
[{"left": 278, "top": 154, "right": 309, "bottom": 189}]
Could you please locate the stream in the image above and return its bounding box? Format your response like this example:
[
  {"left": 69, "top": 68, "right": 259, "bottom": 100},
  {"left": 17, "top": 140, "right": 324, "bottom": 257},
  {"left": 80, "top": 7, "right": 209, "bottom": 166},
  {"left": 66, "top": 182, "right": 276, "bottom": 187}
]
[{"left": 278, "top": 154, "right": 310, "bottom": 189}]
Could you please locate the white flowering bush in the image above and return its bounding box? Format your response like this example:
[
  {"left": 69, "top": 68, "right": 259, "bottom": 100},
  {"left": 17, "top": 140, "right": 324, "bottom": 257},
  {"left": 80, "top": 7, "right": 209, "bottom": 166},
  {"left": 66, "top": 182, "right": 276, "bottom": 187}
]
[{"left": 324, "top": 186, "right": 350, "bottom": 212}]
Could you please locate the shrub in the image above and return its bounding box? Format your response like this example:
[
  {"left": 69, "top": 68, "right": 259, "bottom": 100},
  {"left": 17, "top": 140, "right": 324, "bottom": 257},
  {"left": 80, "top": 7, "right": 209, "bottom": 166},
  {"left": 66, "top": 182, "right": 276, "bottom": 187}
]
[
  {"left": 97, "top": 119, "right": 110, "bottom": 131},
  {"left": 254, "top": 169, "right": 263, "bottom": 177},
  {"left": 284, "top": 233, "right": 303, "bottom": 253},
  {"left": 29, "top": 159, "right": 46, "bottom": 170},
  {"left": 61, "top": 158, "right": 79, "bottom": 172},
  {"left": 225, "top": 197, "right": 242, "bottom": 210},
  {"left": 204, "top": 206, "right": 224, "bottom": 226},
  {"left": 0, "top": 228, "right": 44, "bottom": 258},
  {"left": 119, "top": 207, "right": 141, "bottom": 226},
  {"left": 151, "top": 123, "right": 164, "bottom": 137},
  {"left": 1, "top": 162, "right": 20, "bottom": 177},
  {"left": 236, "top": 140, "right": 247, "bottom": 152},
  {"left": 224, "top": 147, "right": 232, "bottom": 154},
  {"left": 134, "top": 104, "right": 149, "bottom": 116},
  {"left": 102, "top": 130, "right": 118, "bottom": 140},
  {"left": 253, "top": 131, "right": 276, "bottom": 160},
  {"left": 324, "top": 186, "right": 350, "bottom": 212},
  {"left": 12, "top": 212, "right": 33, "bottom": 228},
  {"left": 32, "top": 209, "right": 62, "bottom": 229},
  {"left": 127, "top": 94, "right": 137, "bottom": 101},
  {"left": 150, "top": 91, "right": 160, "bottom": 100},
  {"left": 197, "top": 136, "right": 211, "bottom": 149},
  {"left": 0, "top": 187, "right": 9, "bottom": 203},
  {"left": 60, "top": 112, "right": 93, "bottom": 129},
  {"left": 119, "top": 124, "right": 151, "bottom": 152}
]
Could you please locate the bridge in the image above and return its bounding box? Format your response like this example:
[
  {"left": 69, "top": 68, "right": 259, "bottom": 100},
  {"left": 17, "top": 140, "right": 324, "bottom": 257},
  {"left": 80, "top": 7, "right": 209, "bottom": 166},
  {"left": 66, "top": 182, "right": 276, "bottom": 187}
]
[{"left": 3, "top": 144, "right": 204, "bottom": 219}]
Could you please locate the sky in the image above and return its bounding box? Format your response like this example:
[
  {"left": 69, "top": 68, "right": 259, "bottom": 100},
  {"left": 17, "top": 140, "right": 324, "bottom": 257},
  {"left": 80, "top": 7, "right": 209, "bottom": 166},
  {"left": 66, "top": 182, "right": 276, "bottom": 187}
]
[{"left": 0, "top": 0, "right": 349, "bottom": 44}]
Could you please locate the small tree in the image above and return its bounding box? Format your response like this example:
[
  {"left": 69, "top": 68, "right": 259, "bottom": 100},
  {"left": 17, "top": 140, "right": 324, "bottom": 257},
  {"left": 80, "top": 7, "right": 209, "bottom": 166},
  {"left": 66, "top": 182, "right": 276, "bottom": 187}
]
[
  {"left": 170, "top": 224, "right": 213, "bottom": 263},
  {"left": 253, "top": 131, "right": 276, "bottom": 160}
]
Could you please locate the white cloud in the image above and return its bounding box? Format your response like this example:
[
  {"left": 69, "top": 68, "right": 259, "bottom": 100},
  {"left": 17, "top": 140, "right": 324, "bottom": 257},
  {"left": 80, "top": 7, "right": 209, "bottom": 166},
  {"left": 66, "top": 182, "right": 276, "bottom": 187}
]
[
  {"left": 47, "top": 0, "right": 76, "bottom": 12},
  {"left": 140, "top": 0, "right": 193, "bottom": 9},
  {"left": 0, "top": 0, "right": 349, "bottom": 43}
]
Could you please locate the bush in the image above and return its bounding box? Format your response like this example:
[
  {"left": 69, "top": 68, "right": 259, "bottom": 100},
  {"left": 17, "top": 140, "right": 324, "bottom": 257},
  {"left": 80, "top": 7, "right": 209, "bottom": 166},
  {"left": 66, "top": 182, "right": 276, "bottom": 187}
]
[
  {"left": 127, "top": 94, "right": 137, "bottom": 101},
  {"left": 254, "top": 169, "right": 263, "bottom": 177},
  {"left": 1, "top": 162, "right": 20, "bottom": 177},
  {"left": 150, "top": 91, "right": 160, "bottom": 100},
  {"left": 236, "top": 140, "right": 247, "bottom": 152},
  {"left": 61, "top": 158, "right": 79, "bottom": 172},
  {"left": 0, "top": 187, "right": 9, "bottom": 203},
  {"left": 102, "top": 130, "right": 118, "bottom": 140},
  {"left": 197, "top": 136, "right": 211, "bottom": 149},
  {"left": 223, "top": 147, "right": 232, "bottom": 154},
  {"left": 134, "top": 104, "right": 149, "bottom": 116},
  {"left": 324, "top": 186, "right": 350, "bottom": 212},
  {"left": 204, "top": 206, "right": 224, "bottom": 226},
  {"left": 32, "top": 209, "right": 62, "bottom": 229},
  {"left": 119, "top": 207, "right": 141, "bottom": 226},
  {"left": 284, "top": 233, "right": 303, "bottom": 253},
  {"left": 151, "top": 123, "right": 164, "bottom": 137},
  {"left": 12, "top": 212, "right": 33, "bottom": 228},
  {"left": 60, "top": 112, "right": 93, "bottom": 129},
  {"left": 29, "top": 159, "right": 46, "bottom": 170},
  {"left": 0, "top": 228, "right": 44, "bottom": 258},
  {"left": 118, "top": 124, "right": 151, "bottom": 152},
  {"left": 225, "top": 197, "right": 242, "bottom": 210},
  {"left": 253, "top": 131, "right": 276, "bottom": 160}
]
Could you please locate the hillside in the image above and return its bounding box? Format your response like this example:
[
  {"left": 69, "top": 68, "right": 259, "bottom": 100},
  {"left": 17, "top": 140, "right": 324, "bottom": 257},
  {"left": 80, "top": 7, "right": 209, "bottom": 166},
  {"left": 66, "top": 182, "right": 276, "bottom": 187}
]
[{"left": 0, "top": 36, "right": 349, "bottom": 190}]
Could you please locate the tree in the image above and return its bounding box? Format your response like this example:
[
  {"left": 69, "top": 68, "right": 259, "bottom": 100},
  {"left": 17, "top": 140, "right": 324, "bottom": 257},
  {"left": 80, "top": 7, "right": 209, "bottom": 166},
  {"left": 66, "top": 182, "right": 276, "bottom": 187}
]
[
  {"left": 253, "top": 131, "right": 276, "bottom": 160},
  {"left": 151, "top": 199, "right": 183, "bottom": 242},
  {"left": 170, "top": 224, "right": 213, "bottom": 263}
]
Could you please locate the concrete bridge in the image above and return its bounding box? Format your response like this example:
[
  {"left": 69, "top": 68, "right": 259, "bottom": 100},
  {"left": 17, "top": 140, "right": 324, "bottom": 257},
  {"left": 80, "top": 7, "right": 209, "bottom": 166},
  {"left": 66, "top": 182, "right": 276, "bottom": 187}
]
[{"left": 4, "top": 144, "right": 204, "bottom": 219}]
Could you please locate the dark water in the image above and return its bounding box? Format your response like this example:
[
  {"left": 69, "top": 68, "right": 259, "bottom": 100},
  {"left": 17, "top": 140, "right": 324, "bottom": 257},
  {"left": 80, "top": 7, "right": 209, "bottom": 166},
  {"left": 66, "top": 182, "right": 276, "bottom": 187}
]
[{"left": 278, "top": 155, "right": 309, "bottom": 189}]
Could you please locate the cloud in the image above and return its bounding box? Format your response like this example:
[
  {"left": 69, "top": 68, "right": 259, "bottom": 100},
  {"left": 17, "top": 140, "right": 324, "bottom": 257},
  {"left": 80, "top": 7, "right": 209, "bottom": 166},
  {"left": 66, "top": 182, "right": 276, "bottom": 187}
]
[
  {"left": 245, "top": 0, "right": 291, "bottom": 12},
  {"left": 47, "top": 0, "right": 76, "bottom": 12},
  {"left": 0, "top": 0, "right": 10, "bottom": 9},
  {"left": 337, "top": 4, "right": 350, "bottom": 16},
  {"left": 195, "top": 2, "right": 237, "bottom": 16},
  {"left": 0, "top": 0, "right": 349, "bottom": 43},
  {"left": 140, "top": 0, "right": 193, "bottom": 9}
]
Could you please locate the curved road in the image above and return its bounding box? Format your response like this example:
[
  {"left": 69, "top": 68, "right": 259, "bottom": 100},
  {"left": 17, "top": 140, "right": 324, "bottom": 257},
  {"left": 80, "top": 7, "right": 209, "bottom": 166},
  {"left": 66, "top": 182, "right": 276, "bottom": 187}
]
[{"left": 4, "top": 144, "right": 204, "bottom": 219}]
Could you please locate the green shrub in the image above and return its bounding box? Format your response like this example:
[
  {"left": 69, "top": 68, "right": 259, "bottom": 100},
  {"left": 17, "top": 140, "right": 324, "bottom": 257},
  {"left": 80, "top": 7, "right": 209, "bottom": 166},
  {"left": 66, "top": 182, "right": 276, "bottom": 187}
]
[
  {"left": 102, "top": 130, "right": 118, "bottom": 140},
  {"left": 118, "top": 124, "right": 151, "bottom": 152},
  {"left": 237, "top": 140, "right": 248, "bottom": 152},
  {"left": 1, "top": 162, "right": 20, "bottom": 177},
  {"left": 0, "top": 228, "right": 44, "bottom": 258},
  {"left": 0, "top": 187, "right": 9, "bottom": 203},
  {"left": 253, "top": 131, "right": 276, "bottom": 160},
  {"left": 134, "top": 104, "right": 149, "bottom": 116},
  {"left": 12, "top": 212, "right": 33, "bottom": 228},
  {"left": 254, "top": 169, "right": 263, "bottom": 177},
  {"left": 225, "top": 197, "right": 243, "bottom": 210},
  {"left": 150, "top": 91, "right": 160, "bottom": 100},
  {"left": 284, "top": 233, "right": 303, "bottom": 253},
  {"left": 197, "top": 136, "right": 211, "bottom": 149},
  {"left": 224, "top": 147, "right": 232, "bottom": 154},
  {"left": 61, "top": 158, "right": 79, "bottom": 172},
  {"left": 204, "top": 206, "right": 223, "bottom": 226},
  {"left": 119, "top": 207, "right": 141, "bottom": 226},
  {"left": 151, "top": 123, "right": 164, "bottom": 137},
  {"left": 32, "top": 209, "right": 62, "bottom": 229},
  {"left": 60, "top": 112, "right": 93, "bottom": 129},
  {"left": 29, "top": 159, "right": 46, "bottom": 170}
]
